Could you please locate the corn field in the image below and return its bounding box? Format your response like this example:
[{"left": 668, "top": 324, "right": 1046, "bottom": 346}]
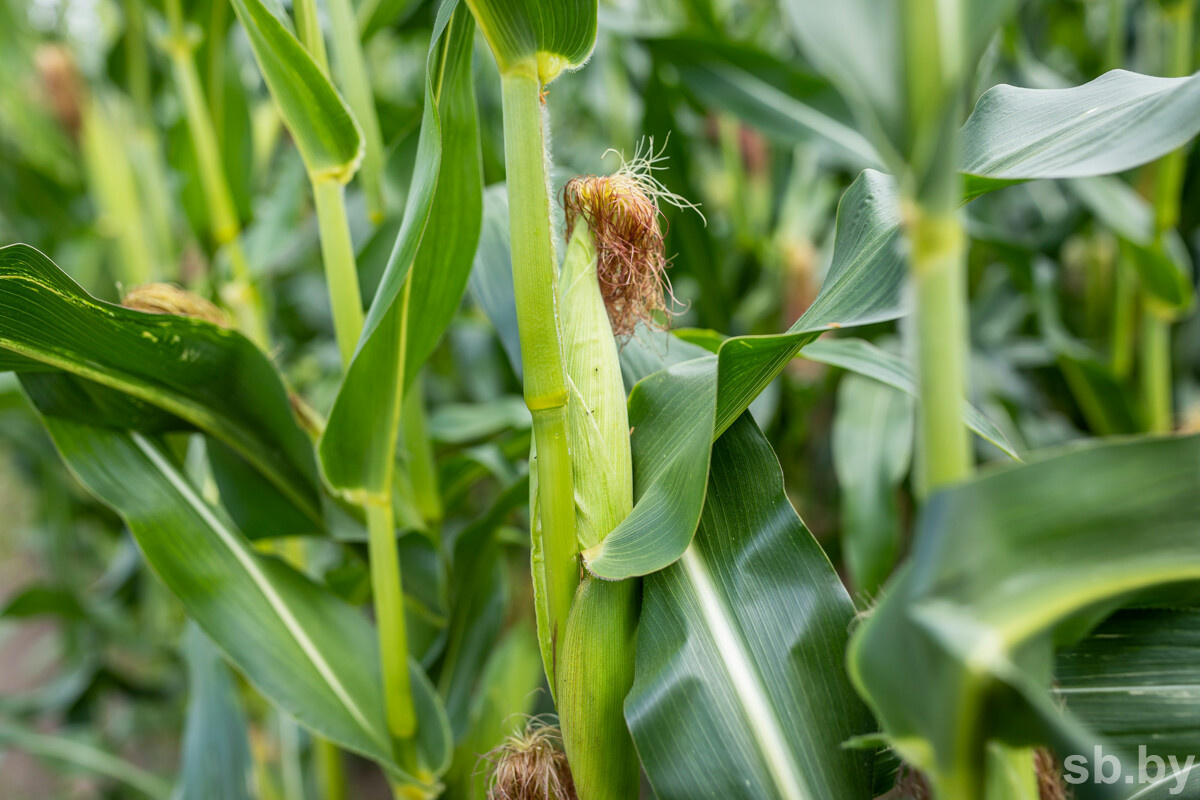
[{"left": 2, "top": 0, "right": 1200, "bottom": 798}]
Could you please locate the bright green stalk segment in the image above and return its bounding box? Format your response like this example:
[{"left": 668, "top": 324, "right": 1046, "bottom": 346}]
[
  {"left": 366, "top": 501, "right": 416, "bottom": 741},
  {"left": 327, "top": 0, "right": 388, "bottom": 221},
  {"left": 293, "top": 0, "right": 330, "bottom": 74},
  {"left": 163, "top": 0, "right": 268, "bottom": 347},
  {"left": 312, "top": 178, "right": 365, "bottom": 367},
  {"left": 500, "top": 67, "right": 578, "bottom": 685},
  {"left": 908, "top": 208, "right": 971, "bottom": 495},
  {"left": 314, "top": 734, "right": 347, "bottom": 800},
  {"left": 1140, "top": 0, "right": 1194, "bottom": 433}
]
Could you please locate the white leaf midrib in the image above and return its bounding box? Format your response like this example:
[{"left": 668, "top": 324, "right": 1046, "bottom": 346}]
[{"left": 132, "top": 433, "right": 386, "bottom": 752}]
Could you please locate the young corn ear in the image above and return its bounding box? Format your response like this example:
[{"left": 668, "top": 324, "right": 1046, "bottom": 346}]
[{"left": 555, "top": 222, "right": 640, "bottom": 799}]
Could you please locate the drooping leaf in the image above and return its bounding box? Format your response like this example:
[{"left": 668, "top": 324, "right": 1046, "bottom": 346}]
[
  {"left": 585, "top": 169, "right": 908, "bottom": 579},
  {"left": 34, "top": 410, "right": 450, "bottom": 789},
  {"left": 626, "top": 414, "right": 874, "bottom": 800},
  {"left": 319, "top": 2, "right": 481, "bottom": 501},
  {"left": 464, "top": 0, "right": 596, "bottom": 81},
  {"left": 802, "top": 337, "right": 1018, "bottom": 458},
  {"left": 228, "top": 0, "right": 363, "bottom": 182},
  {"left": 1056, "top": 609, "right": 1200, "bottom": 765},
  {"left": 831, "top": 373, "right": 913, "bottom": 596},
  {"left": 643, "top": 35, "right": 880, "bottom": 169},
  {"left": 178, "top": 625, "right": 253, "bottom": 800},
  {"left": 0, "top": 244, "right": 322, "bottom": 526},
  {"left": 962, "top": 70, "right": 1200, "bottom": 194},
  {"left": 848, "top": 434, "right": 1200, "bottom": 795}
]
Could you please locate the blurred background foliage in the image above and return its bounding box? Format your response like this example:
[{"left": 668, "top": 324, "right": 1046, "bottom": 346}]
[{"left": 0, "top": 0, "right": 1197, "bottom": 796}]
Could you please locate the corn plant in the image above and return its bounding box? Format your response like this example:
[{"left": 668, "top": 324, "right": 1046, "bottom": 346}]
[{"left": 2, "top": 0, "right": 1200, "bottom": 799}]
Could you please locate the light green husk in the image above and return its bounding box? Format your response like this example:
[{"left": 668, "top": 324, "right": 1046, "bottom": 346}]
[{"left": 556, "top": 223, "right": 640, "bottom": 800}]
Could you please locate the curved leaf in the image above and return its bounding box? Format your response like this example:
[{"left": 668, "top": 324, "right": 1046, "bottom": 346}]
[
  {"left": 585, "top": 169, "right": 907, "bottom": 579},
  {"left": 0, "top": 244, "right": 322, "bottom": 526},
  {"left": 464, "top": 0, "right": 596, "bottom": 81},
  {"left": 229, "top": 0, "right": 362, "bottom": 182},
  {"left": 848, "top": 435, "right": 1200, "bottom": 794},
  {"left": 320, "top": 3, "right": 481, "bottom": 500},
  {"left": 962, "top": 70, "right": 1200, "bottom": 188},
  {"left": 626, "top": 414, "right": 874, "bottom": 800},
  {"left": 35, "top": 408, "right": 450, "bottom": 789},
  {"left": 0, "top": 724, "right": 171, "bottom": 799},
  {"left": 802, "top": 337, "right": 1019, "bottom": 459}
]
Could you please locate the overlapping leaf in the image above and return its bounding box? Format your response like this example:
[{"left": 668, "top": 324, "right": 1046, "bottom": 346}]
[
  {"left": 626, "top": 414, "right": 874, "bottom": 800},
  {"left": 228, "top": 0, "right": 363, "bottom": 182},
  {"left": 320, "top": 2, "right": 481, "bottom": 501},
  {"left": 34, "top": 409, "right": 451, "bottom": 789},
  {"left": 849, "top": 435, "right": 1200, "bottom": 796},
  {"left": 464, "top": 0, "right": 596, "bottom": 80},
  {"left": 0, "top": 244, "right": 321, "bottom": 525}
]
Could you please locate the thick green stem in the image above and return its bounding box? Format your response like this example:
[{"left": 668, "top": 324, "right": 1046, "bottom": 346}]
[
  {"left": 293, "top": 0, "right": 330, "bottom": 74},
  {"left": 314, "top": 737, "right": 346, "bottom": 800},
  {"left": 500, "top": 68, "right": 578, "bottom": 683},
  {"left": 366, "top": 501, "right": 416, "bottom": 741},
  {"left": 1138, "top": 0, "right": 1193, "bottom": 434},
  {"left": 1110, "top": 255, "right": 1137, "bottom": 377},
  {"left": 164, "top": 0, "right": 269, "bottom": 348},
  {"left": 1140, "top": 308, "right": 1172, "bottom": 433},
  {"left": 909, "top": 207, "right": 972, "bottom": 495},
  {"left": 327, "top": 0, "right": 388, "bottom": 221},
  {"left": 312, "top": 178, "right": 366, "bottom": 367}
]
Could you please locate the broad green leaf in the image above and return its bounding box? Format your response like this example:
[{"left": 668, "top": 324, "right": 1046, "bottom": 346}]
[
  {"left": 34, "top": 410, "right": 450, "bottom": 789},
  {"left": 0, "top": 244, "right": 322, "bottom": 526},
  {"left": 585, "top": 169, "right": 908, "bottom": 579},
  {"left": 831, "top": 373, "right": 913, "bottom": 596},
  {"left": 626, "top": 414, "right": 874, "bottom": 800},
  {"left": 178, "top": 625, "right": 253, "bottom": 800},
  {"left": 848, "top": 435, "right": 1200, "bottom": 795},
  {"left": 465, "top": 0, "right": 596, "bottom": 81},
  {"left": 320, "top": 3, "right": 481, "bottom": 501},
  {"left": 643, "top": 36, "right": 881, "bottom": 169},
  {"left": 0, "top": 723, "right": 172, "bottom": 799},
  {"left": 802, "top": 337, "right": 1019, "bottom": 459},
  {"left": 228, "top": 0, "right": 363, "bottom": 182},
  {"left": 962, "top": 70, "right": 1200, "bottom": 190},
  {"left": 1056, "top": 609, "right": 1200, "bottom": 764}
]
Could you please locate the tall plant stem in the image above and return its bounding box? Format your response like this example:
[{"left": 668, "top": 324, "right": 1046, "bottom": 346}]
[
  {"left": 312, "top": 178, "right": 365, "bottom": 367},
  {"left": 500, "top": 67, "right": 578, "bottom": 681},
  {"left": 1141, "top": 0, "right": 1194, "bottom": 433},
  {"left": 903, "top": 0, "right": 971, "bottom": 496},
  {"left": 366, "top": 501, "right": 416, "bottom": 743},
  {"left": 163, "top": 0, "right": 269, "bottom": 348},
  {"left": 327, "top": 0, "right": 388, "bottom": 222}
]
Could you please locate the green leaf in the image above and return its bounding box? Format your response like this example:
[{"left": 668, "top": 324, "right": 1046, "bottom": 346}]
[
  {"left": 962, "top": 70, "right": 1200, "bottom": 189},
  {"left": 1056, "top": 609, "right": 1200, "bottom": 764},
  {"left": 34, "top": 411, "right": 450, "bottom": 789},
  {"left": 0, "top": 244, "right": 322, "bottom": 527},
  {"left": 831, "top": 373, "right": 913, "bottom": 596},
  {"left": 848, "top": 435, "right": 1200, "bottom": 795},
  {"left": 626, "top": 414, "right": 874, "bottom": 800},
  {"left": 228, "top": 0, "right": 363, "bottom": 182},
  {"left": 643, "top": 36, "right": 881, "bottom": 169},
  {"left": 803, "top": 337, "right": 1019, "bottom": 459},
  {"left": 0, "top": 723, "right": 172, "bottom": 799},
  {"left": 464, "top": 0, "right": 596, "bottom": 81},
  {"left": 585, "top": 169, "right": 907, "bottom": 579},
  {"left": 319, "top": 3, "right": 481, "bottom": 501},
  {"left": 178, "top": 625, "right": 253, "bottom": 800}
]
